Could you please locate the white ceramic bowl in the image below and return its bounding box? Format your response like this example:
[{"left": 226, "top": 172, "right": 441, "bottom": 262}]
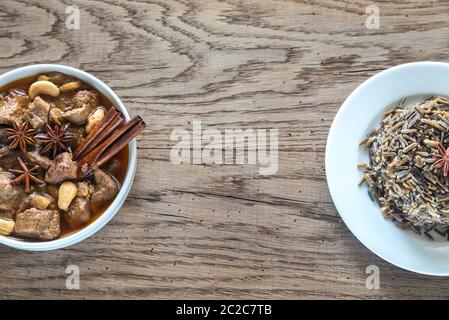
[
  {"left": 0, "top": 64, "right": 137, "bottom": 251},
  {"left": 326, "top": 61, "right": 449, "bottom": 276}
]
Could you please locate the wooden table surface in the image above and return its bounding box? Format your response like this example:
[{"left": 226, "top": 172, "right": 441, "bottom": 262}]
[{"left": 1, "top": 0, "right": 449, "bottom": 300}]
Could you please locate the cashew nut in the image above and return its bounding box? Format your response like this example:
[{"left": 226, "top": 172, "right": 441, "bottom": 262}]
[
  {"left": 59, "top": 81, "right": 81, "bottom": 93},
  {"left": 85, "top": 107, "right": 106, "bottom": 133},
  {"left": 58, "top": 181, "right": 78, "bottom": 211},
  {"left": 0, "top": 218, "right": 15, "bottom": 236},
  {"left": 28, "top": 80, "right": 60, "bottom": 99}
]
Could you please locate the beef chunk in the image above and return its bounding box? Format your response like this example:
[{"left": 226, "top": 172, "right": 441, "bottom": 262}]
[
  {"left": 0, "top": 212, "right": 14, "bottom": 221},
  {"left": 25, "top": 150, "right": 52, "bottom": 170},
  {"left": 45, "top": 152, "right": 77, "bottom": 184},
  {"left": 0, "top": 172, "right": 25, "bottom": 212},
  {"left": 0, "top": 146, "right": 21, "bottom": 170},
  {"left": 26, "top": 97, "right": 63, "bottom": 129},
  {"left": 0, "top": 128, "right": 9, "bottom": 145},
  {"left": 62, "top": 91, "right": 97, "bottom": 125},
  {"left": 66, "top": 182, "right": 94, "bottom": 228},
  {"left": 65, "top": 197, "right": 91, "bottom": 229},
  {"left": 0, "top": 146, "right": 8, "bottom": 158},
  {"left": 0, "top": 92, "right": 29, "bottom": 125},
  {"left": 104, "top": 158, "right": 121, "bottom": 177},
  {"left": 77, "top": 181, "right": 94, "bottom": 198},
  {"left": 14, "top": 208, "right": 60, "bottom": 240},
  {"left": 45, "top": 184, "right": 59, "bottom": 199},
  {"left": 91, "top": 169, "right": 119, "bottom": 202},
  {"left": 55, "top": 91, "right": 74, "bottom": 111},
  {"left": 26, "top": 97, "right": 50, "bottom": 129},
  {"left": 63, "top": 105, "right": 90, "bottom": 124},
  {"left": 72, "top": 90, "right": 98, "bottom": 110}
]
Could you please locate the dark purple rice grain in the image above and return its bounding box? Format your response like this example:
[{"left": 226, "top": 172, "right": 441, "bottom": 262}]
[
  {"left": 438, "top": 194, "right": 449, "bottom": 202},
  {"left": 412, "top": 225, "right": 422, "bottom": 235},
  {"left": 367, "top": 190, "right": 374, "bottom": 202},
  {"left": 391, "top": 204, "right": 403, "bottom": 215},
  {"left": 374, "top": 185, "right": 384, "bottom": 197}
]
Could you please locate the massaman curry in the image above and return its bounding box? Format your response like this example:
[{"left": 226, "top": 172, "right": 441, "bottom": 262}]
[{"left": 0, "top": 72, "right": 145, "bottom": 241}]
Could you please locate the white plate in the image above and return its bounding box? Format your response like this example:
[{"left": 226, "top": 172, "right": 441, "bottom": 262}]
[{"left": 326, "top": 61, "right": 449, "bottom": 276}]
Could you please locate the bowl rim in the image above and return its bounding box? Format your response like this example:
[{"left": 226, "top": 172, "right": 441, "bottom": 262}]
[
  {"left": 326, "top": 61, "right": 449, "bottom": 276},
  {"left": 0, "top": 64, "right": 137, "bottom": 251}
]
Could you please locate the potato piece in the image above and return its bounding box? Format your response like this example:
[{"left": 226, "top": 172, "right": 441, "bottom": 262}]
[
  {"left": 0, "top": 218, "right": 15, "bottom": 236},
  {"left": 17, "top": 192, "right": 55, "bottom": 213},
  {"left": 58, "top": 181, "right": 78, "bottom": 211},
  {"left": 31, "top": 193, "right": 54, "bottom": 209}
]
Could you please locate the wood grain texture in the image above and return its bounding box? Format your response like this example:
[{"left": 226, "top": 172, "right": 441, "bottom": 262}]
[{"left": 0, "top": 0, "right": 448, "bottom": 299}]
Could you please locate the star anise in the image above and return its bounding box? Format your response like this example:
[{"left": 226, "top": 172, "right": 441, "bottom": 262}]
[
  {"left": 9, "top": 157, "right": 44, "bottom": 193},
  {"left": 4, "top": 120, "right": 35, "bottom": 152},
  {"left": 431, "top": 142, "right": 449, "bottom": 176},
  {"left": 35, "top": 123, "right": 75, "bottom": 158}
]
